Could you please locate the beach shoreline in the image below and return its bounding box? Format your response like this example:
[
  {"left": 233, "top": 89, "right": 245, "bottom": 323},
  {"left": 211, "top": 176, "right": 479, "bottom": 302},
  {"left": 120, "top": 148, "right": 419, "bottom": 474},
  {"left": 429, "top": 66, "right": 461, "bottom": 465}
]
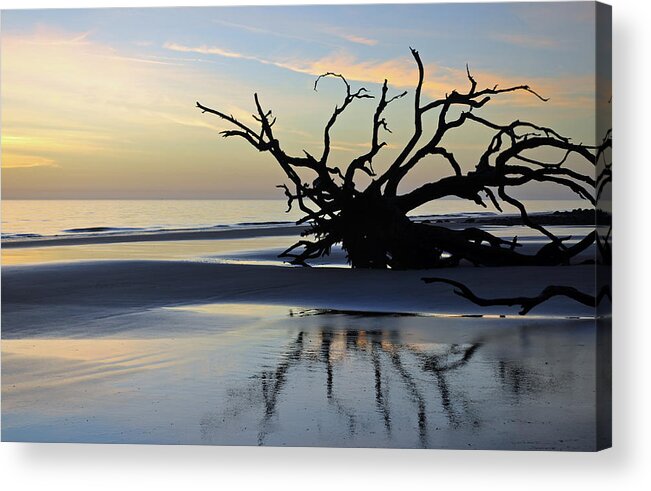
[
  {"left": 1, "top": 215, "right": 604, "bottom": 450},
  {"left": 1, "top": 208, "right": 603, "bottom": 249},
  {"left": 1, "top": 224, "right": 308, "bottom": 249},
  {"left": 2, "top": 259, "right": 598, "bottom": 338}
]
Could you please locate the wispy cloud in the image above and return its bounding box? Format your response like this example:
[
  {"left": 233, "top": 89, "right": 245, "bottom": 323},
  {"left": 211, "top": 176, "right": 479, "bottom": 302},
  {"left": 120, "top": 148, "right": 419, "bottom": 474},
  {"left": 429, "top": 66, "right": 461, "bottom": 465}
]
[
  {"left": 164, "top": 42, "right": 589, "bottom": 108},
  {"left": 341, "top": 34, "right": 378, "bottom": 46},
  {"left": 211, "top": 19, "right": 339, "bottom": 48},
  {"left": 148, "top": 112, "right": 225, "bottom": 132},
  {"left": 165, "top": 42, "right": 454, "bottom": 95},
  {"left": 330, "top": 141, "right": 399, "bottom": 152},
  {"left": 21, "top": 27, "right": 93, "bottom": 46},
  {"left": 326, "top": 28, "right": 379, "bottom": 46},
  {"left": 164, "top": 42, "right": 253, "bottom": 61},
  {"left": 1, "top": 28, "right": 254, "bottom": 192},
  {"left": 101, "top": 54, "right": 182, "bottom": 66},
  {"left": 213, "top": 19, "right": 377, "bottom": 48},
  {"left": 1, "top": 153, "right": 58, "bottom": 169}
]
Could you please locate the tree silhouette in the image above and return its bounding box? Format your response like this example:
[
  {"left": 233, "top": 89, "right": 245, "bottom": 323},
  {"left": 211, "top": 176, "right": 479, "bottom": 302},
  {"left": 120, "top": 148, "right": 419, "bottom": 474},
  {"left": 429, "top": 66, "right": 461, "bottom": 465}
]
[
  {"left": 198, "top": 48, "right": 609, "bottom": 269},
  {"left": 422, "top": 277, "right": 612, "bottom": 315}
]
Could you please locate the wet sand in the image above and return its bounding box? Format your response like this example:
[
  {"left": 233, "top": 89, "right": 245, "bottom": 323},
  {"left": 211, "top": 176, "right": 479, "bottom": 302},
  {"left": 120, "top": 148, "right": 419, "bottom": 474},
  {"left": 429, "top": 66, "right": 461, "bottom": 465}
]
[
  {"left": 2, "top": 260, "right": 596, "bottom": 339},
  {"left": 1, "top": 226, "right": 604, "bottom": 450},
  {"left": 2, "top": 303, "right": 599, "bottom": 450}
]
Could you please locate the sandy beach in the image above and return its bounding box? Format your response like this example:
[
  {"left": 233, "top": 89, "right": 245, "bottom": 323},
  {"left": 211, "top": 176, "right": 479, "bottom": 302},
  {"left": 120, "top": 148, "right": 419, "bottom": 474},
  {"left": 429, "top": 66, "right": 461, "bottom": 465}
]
[
  {"left": 2, "top": 259, "right": 597, "bottom": 333},
  {"left": 1, "top": 221, "right": 606, "bottom": 450}
]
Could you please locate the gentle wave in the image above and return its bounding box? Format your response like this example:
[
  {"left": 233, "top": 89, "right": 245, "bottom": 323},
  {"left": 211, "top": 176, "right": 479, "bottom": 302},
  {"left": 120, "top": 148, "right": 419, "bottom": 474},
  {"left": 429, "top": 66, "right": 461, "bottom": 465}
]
[
  {"left": 2, "top": 199, "right": 583, "bottom": 240},
  {"left": 1, "top": 220, "right": 302, "bottom": 243},
  {"left": 0, "top": 211, "right": 530, "bottom": 243},
  {"left": 1, "top": 233, "right": 44, "bottom": 240},
  {"left": 61, "top": 221, "right": 295, "bottom": 236},
  {"left": 62, "top": 226, "right": 148, "bottom": 234},
  {"left": 236, "top": 220, "right": 294, "bottom": 226},
  {"left": 2, "top": 203, "right": 589, "bottom": 243}
]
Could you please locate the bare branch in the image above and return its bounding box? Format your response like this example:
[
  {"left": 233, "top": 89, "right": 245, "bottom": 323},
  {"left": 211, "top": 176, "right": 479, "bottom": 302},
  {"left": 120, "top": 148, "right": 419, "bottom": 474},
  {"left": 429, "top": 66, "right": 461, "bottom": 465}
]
[
  {"left": 314, "top": 72, "right": 374, "bottom": 166},
  {"left": 344, "top": 80, "right": 405, "bottom": 186},
  {"left": 422, "top": 277, "right": 600, "bottom": 315},
  {"left": 196, "top": 101, "right": 262, "bottom": 146},
  {"left": 371, "top": 47, "right": 426, "bottom": 195}
]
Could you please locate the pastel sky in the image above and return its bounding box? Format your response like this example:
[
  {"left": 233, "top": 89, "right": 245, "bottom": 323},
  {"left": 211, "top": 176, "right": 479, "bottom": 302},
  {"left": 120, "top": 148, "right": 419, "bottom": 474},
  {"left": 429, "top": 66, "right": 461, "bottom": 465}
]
[{"left": 1, "top": 2, "right": 607, "bottom": 199}]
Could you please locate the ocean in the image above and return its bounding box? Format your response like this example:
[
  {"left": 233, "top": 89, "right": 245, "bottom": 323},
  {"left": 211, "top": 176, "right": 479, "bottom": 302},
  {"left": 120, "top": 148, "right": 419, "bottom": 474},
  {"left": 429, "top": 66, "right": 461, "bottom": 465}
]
[{"left": 1, "top": 199, "right": 585, "bottom": 240}]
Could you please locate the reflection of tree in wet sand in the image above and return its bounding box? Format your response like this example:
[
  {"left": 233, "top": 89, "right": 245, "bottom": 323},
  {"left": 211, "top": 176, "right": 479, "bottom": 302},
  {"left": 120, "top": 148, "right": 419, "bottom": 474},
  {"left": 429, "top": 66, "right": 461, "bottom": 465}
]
[
  {"left": 201, "top": 326, "right": 522, "bottom": 447},
  {"left": 258, "top": 331, "right": 305, "bottom": 443},
  {"left": 408, "top": 343, "right": 482, "bottom": 430}
]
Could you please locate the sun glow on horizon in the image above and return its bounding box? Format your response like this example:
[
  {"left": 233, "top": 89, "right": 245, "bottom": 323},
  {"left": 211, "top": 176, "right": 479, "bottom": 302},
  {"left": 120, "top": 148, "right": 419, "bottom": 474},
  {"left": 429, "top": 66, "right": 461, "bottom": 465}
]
[{"left": 1, "top": 3, "right": 603, "bottom": 200}]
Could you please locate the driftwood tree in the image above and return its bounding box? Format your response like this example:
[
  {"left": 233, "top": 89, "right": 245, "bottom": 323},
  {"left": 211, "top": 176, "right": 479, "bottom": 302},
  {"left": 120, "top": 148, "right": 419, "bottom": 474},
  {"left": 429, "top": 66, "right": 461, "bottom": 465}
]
[
  {"left": 197, "top": 48, "right": 609, "bottom": 269},
  {"left": 421, "top": 277, "right": 611, "bottom": 315}
]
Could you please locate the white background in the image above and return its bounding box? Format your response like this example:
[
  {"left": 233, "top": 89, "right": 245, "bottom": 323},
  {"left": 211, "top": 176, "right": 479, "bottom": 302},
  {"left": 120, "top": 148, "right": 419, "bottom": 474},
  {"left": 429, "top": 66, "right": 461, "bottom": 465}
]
[{"left": 0, "top": 0, "right": 648, "bottom": 489}]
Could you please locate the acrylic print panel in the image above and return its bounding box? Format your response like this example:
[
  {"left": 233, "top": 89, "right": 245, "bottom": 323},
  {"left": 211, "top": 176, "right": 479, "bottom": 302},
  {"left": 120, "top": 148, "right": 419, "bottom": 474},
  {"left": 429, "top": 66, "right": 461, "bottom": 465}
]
[{"left": 1, "top": 2, "right": 611, "bottom": 451}]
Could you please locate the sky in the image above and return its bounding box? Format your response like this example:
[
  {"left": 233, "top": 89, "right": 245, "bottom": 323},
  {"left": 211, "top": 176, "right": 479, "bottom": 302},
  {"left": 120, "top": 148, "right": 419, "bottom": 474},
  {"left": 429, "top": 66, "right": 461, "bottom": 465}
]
[{"left": 0, "top": 2, "right": 608, "bottom": 199}]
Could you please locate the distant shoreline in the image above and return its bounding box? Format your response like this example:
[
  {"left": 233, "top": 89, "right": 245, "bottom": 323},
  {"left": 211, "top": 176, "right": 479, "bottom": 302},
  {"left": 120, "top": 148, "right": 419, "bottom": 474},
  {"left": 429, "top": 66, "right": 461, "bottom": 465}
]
[
  {"left": 1, "top": 224, "right": 308, "bottom": 249},
  {"left": 2, "top": 209, "right": 605, "bottom": 249}
]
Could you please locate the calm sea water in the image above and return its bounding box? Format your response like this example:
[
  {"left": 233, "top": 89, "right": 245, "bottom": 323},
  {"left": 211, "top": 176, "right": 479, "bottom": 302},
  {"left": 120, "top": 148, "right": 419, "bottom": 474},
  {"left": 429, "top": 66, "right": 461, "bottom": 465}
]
[{"left": 1, "top": 199, "right": 584, "bottom": 238}]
